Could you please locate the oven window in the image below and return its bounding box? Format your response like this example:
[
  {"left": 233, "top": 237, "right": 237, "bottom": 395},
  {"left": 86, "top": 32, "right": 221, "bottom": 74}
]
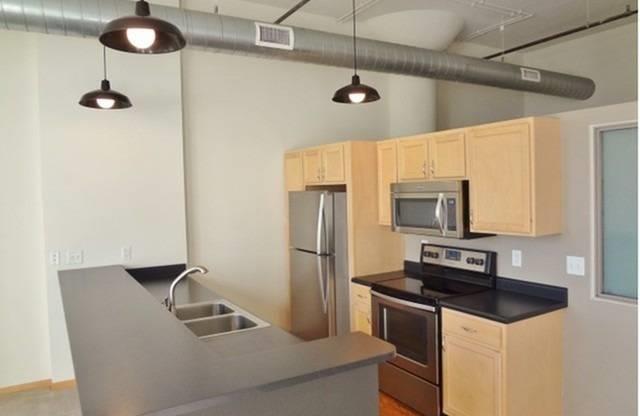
[
  {"left": 381, "top": 305, "right": 429, "bottom": 365},
  {"left": 395, "top": 198, "right": 439, "bottom": 229}
]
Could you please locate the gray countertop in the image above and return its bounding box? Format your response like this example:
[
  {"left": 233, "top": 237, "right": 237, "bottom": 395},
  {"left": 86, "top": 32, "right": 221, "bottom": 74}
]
[{"left": 59, "top": 266, "right": 394, "bottom": 416}]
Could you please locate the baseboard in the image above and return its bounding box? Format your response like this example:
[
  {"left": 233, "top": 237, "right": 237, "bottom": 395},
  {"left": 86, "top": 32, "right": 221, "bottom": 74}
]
[
  {"left": 50, "top": 379, "right": 76, "bottom": 390},
  {"left": 0, "top": 378, "right": 76, "bottom": 395},
  {"left": 0, "top": 379, "right": 51, "bottom": 395}
]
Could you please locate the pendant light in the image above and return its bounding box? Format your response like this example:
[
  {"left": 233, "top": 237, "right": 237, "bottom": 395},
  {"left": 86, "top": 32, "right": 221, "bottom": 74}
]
[
  {"left": 99, "top": 0, "right": 186, "bottom": 54},
  {"left": 79, "top": 47, "right": 132, "bottom": 110},
  {"left": 332, "top": 0, "right": 380, "bottom": 104}
]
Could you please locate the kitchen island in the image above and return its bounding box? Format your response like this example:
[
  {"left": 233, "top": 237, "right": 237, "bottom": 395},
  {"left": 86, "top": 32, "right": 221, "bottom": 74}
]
[{"left": 59, "top": 266, "right": 394, "bottom": 416}]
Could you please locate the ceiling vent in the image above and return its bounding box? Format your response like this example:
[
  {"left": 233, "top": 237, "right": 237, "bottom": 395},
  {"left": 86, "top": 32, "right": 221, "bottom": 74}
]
[
  {"left": 521, "top": 68, "right": 542, "bottom": 83},
  {"left": 255, "top": 22, "right": 294, "bottom": 50}
]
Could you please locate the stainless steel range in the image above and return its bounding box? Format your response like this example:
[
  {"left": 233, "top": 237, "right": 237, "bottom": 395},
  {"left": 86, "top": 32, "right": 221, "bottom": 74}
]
[{"left": 371, "top": 243, "right": 497, "bottom": 416}]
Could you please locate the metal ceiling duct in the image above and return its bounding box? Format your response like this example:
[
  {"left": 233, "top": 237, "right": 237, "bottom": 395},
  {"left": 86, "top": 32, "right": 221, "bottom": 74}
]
[{"left": 0, "top": 0, "right": 595, "bottom": 99}]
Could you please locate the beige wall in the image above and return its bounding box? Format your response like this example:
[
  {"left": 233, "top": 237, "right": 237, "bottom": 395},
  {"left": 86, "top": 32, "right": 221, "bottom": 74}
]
[
  {"left": 437, "top": 21, "right": 637, "bottom": 129},
  {"left": 0, "top": 32, "right": 50, "bottom": 388},
  {"left": 405, "top": 102, "right": 638, "bottom": 416}
]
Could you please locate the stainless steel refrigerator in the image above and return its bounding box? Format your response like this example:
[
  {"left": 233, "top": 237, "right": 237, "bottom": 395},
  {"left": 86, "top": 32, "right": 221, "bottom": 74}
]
[{"left": 289, "top": 191, "right": 349, "bottom": 340}]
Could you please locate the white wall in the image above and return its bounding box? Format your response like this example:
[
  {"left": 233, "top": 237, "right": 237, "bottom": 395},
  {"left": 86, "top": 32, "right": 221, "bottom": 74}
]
[
  {"left": 181, "top": 1, "right": 437, "bottom": 330},
  {"left": 0, "top": 32, "right": 50, "bottom": 388},
  {"left": 437, "top": 22, "right": 637, "bottom": 129},
  {"left": 36, "top": 34, "right": 187, "bottom": 381},
  {"left": 405, "top": 102, "right": 638, "bottom": 416}
]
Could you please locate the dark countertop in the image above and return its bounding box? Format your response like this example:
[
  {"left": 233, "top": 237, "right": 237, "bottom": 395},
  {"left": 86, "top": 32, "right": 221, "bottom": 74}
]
[
  {"left": 59, "top": 266, "right": 395, "bottom": 416},
  {"left": 351, "top": 270, "right": 408, "bottom": 287},
  {"left": 440, "top": 289, "right": 567, "bottom": 324}
]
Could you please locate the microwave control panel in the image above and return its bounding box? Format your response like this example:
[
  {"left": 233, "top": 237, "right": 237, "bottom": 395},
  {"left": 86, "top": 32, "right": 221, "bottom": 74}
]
[{"left": 421, "top": 244, "right": 492, "bottom": 274}]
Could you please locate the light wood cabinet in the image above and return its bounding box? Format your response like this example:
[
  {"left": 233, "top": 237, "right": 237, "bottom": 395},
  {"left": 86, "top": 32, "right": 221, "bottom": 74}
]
[
  {"left": 322, "top": 143, "right": 346, "bottom": 183},
  {"left": 284, "top": 152, "right": 304, "bottom": 192},
  {"left": 428, "top": 130, "right": 466, "bottom": 179},
  {"left": 442, "top": 308, "right": 564, "bottom": 416},
  {"left": 350, "top": 283, "right": 372, "bottom": 335},
  {"left": 376, "top": 140, "right": 398, "bottom": 225},
  {"left": 397, "top": 135, "right": 429, "bottom": 181},
  {"left": 301, "top": 144, "right": 346, "bottom": 185},
  {"left": 466, "top": 117, "right": 562, "bottom": 236},
  {"left": 303, "top": 148, "right": 323, "bottom": 185}
]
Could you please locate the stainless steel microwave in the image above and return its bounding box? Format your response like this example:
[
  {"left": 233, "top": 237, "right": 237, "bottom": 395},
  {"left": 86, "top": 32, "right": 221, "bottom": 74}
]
[{"left": 391, "top": 181, "right": 490, "bottom": 239}]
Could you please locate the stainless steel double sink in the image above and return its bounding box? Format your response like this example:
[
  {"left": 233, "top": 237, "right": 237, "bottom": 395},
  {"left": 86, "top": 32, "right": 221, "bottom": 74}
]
[{"left": 174, "top": 299, "right": 270, "bottom": 339}]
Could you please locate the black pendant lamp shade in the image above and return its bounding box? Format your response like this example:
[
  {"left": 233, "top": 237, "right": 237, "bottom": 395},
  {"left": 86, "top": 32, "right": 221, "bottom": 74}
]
[
  {"left": 332, "top": 0, "right": 380, "bottom": 104},
  {"left": 332, "top": 75, "right": 381, "bottom": 104},
  {"left": 79, "top": 48, "right": 132, "bottom": 110},
  {"left": 99, "top": 0, "right": 186, "bottom": 54}
]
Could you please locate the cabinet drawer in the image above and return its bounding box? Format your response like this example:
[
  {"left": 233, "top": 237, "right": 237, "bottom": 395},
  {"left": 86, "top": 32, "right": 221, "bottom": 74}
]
[
  {"left": 351, "top": 283, "right": 371, "bottom": 303},
  {"left": 443, "top": 309, "right": 503, "bottom": 350}
]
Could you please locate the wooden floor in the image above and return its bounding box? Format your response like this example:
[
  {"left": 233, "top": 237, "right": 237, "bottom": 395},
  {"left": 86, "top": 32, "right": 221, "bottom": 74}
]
[{"left": 379, "top": 392, "right": 421, "bottom": 416}]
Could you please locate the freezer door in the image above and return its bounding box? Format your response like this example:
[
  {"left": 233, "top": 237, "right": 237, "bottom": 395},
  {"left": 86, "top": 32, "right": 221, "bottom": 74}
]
[
  {"left": 289, "top": 191, "right": 333, "bottom": 254},
  {"left": 290, "top": 249, "right": 330, "bottom": 340}
]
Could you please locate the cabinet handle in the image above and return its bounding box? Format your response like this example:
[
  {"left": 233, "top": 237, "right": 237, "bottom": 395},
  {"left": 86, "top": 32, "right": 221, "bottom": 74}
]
[
  {"left": 461, "top": 326, "right": 477, "bottom": 333},
  {"left": 469, "top": 209, "right": 474, "bottom": 225},
  {"left": 422, "top": 161, "right": 427, "bottom": 177},
  {"left": 430, "top": 160, "right": 435, "bottom": 175},
  {"left": 317, "top": 167, "right": 322, "bottom": 181}
]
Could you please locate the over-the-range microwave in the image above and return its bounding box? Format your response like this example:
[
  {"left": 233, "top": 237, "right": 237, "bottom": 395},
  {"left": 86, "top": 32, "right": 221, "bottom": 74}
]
[{"left": 390, "top": 180, "right": 491, "bottom": 239}]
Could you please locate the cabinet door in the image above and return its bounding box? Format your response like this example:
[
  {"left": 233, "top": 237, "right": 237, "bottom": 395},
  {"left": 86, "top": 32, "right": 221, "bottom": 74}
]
[
  {"left": 467, "top": 122, "right": 532, "bottom": 234},
  {"left": 303, "top": 149, "right": 323, "bottom": 184},
  {"left": 322, "top": 144, "right": 346, "bottom": 183},
  {"left": 428, "top": 131, "right": 466, "bottom": 179},
  {"left": 284, "top": 152, "right": 304, "bottom": 191},
  {"left": 354, "top": 302, "right": 372, "bottom": 335},
  {"left": 397, "top": 137, "right": 428, "bottom": 181},
  {"left": 377, "top": 141, "right": 397, "bottom": 225},
  {"left": 443, "top": 335, "right": 502, "bottom": 416}
]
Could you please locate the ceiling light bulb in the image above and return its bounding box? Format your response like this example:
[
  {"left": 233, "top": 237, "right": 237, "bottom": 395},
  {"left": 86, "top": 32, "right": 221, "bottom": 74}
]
[
  {"left": 126, "top": 28, "right": 156, "bottom": 49},
  {"left": 97, "top": 98, "right": 116, "bottom": 109},
  {"left": 348, "top": 92, "right": 366, "bottom": 104}
]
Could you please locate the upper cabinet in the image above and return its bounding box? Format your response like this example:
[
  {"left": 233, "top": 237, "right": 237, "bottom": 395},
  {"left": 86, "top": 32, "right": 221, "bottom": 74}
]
[
  {"left": 467, "top": 118, "right": 562, "bottom": 236},
  {"left": 302, "top": 144, "right": 346, "bottom": 185},
  {"left": 397, "top": 135, "right": 429, "bottom": 181},
  {"left": 428, "top": 130, "right": 466, "bottom": 179},
  {"left": 377, "top": 139, "right": 398, "bottom": 226},
  {"left": 284, "top": 152, "right": 304, "bottom": 192}
]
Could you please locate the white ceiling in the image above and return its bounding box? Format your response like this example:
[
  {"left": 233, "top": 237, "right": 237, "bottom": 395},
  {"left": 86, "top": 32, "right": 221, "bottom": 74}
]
[{"left": 242, "top": 0, "right": 637, "bottom": 50}]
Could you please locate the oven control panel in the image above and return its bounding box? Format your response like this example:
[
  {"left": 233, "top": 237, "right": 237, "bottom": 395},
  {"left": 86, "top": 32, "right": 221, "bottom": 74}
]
[{"left": 422, "top": 244, "right": 493, "bottom": 274}]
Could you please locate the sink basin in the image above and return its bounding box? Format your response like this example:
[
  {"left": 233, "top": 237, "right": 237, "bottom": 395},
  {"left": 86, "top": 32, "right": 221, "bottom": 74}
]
[
  {"left": 175, "top": 302, "right": 234, "bottom": 321},
  {"left": 184, "top": 315, "right": 259, "bottom": 338}
]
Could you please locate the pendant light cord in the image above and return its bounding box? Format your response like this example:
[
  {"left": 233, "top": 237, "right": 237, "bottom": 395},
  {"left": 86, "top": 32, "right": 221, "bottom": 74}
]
[
  {"left": 352, "top": 0, "right": 357, "bottom": 75},
  {"left": 103, "top": 45, "right": 108, "bottom": 80}
]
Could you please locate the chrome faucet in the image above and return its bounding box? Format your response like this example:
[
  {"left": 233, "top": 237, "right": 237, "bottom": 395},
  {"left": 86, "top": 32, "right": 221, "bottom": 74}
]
[{"left": 164, "top": 266, "right": 209, "bottom": 313}]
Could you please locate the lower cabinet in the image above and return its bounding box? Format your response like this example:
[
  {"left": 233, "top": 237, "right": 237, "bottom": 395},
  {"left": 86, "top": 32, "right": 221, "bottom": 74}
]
[
  {"left": 442, "top": 308, "right": 564, "bottom": 416},
  {"left": 350, "top": 283, "right": 372, "bottom": 335}
]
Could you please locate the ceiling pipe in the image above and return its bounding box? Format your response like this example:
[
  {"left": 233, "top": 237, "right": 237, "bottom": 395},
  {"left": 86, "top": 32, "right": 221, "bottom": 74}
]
[{"left": 0, "top": 0, "right": 595, "bottom": 99}]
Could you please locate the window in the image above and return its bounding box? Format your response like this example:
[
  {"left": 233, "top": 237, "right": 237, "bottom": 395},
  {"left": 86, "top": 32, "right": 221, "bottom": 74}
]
[{"left": 594, "top": 123, "right": 638, "bottom": 303}]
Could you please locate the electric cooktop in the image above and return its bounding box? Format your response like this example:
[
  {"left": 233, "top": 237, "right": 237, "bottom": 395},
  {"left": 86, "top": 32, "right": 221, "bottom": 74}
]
[{"left": 371, "top": 244, "right": 497, "bottom": 308}]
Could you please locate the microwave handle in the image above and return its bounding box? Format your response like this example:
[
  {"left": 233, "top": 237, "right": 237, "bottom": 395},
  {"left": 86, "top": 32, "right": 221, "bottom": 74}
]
[{"left": 435, "top": 193, "right": 446, "bottom": 236}]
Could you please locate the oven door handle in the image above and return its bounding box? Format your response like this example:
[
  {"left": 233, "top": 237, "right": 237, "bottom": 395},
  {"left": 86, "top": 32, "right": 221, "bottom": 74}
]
[{"left": 371, "top": 291, "right": 436, "bottom": 312}]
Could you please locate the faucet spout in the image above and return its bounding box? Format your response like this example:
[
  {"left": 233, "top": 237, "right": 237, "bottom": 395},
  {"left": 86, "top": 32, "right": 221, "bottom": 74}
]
[{"left": 166, "top": 266, "right": 209, "bottom": 313}]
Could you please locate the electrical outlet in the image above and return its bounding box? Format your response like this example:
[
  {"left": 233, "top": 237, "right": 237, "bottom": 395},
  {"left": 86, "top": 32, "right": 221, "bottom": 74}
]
[
  {"left": 49, "top": 251, "right": 60, "bottom": 266},
  {"left": 121, "top": 246, "right": 132, "bottom": 262},
  {"left": 512, "top": 250, "right": 522, "bottom": 267},
  {"left": 566, "top": 256, "right": 585, "bottom": 276},
  {"left": 65, "top": 249, "right": 83, "bottom": 265}
]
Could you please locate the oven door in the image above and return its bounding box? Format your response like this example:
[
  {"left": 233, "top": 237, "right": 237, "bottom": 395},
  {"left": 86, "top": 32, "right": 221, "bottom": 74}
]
[
  {"left": 391, "top": 192, "right": 462, "bottom": 238},
  {"left": 371, "top": 291, "right": 439, "bottom": 384}
]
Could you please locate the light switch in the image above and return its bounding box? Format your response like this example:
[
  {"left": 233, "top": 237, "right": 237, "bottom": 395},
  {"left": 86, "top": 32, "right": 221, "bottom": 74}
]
[
  {"left": 512, "top": 250, "right": 522, "bottom": 267},
  {"left": 65, "top": 250, "right": 83, "bottom": 265},
  {"left": 566, "top": 256, "right": 585, "bottom": 276},
  {"left": 121, "top": 246, "right": 132, "bottom": 262},
  {"left": 49, "top": 251, "right": 60, "bottom": 266}
]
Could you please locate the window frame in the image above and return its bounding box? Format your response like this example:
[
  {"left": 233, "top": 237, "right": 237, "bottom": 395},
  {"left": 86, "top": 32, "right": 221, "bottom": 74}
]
[{"left": 591, "top": 120, "right": 638, "bottom": 305}]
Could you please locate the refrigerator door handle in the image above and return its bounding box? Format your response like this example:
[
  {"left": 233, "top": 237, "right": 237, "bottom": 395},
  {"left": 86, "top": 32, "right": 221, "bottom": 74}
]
[
  {"left": 316, "top": 193, "right": 325, "bottom": 255},
  {"left": 317, "top": 255, "right": 328, "bottom": 314}
]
